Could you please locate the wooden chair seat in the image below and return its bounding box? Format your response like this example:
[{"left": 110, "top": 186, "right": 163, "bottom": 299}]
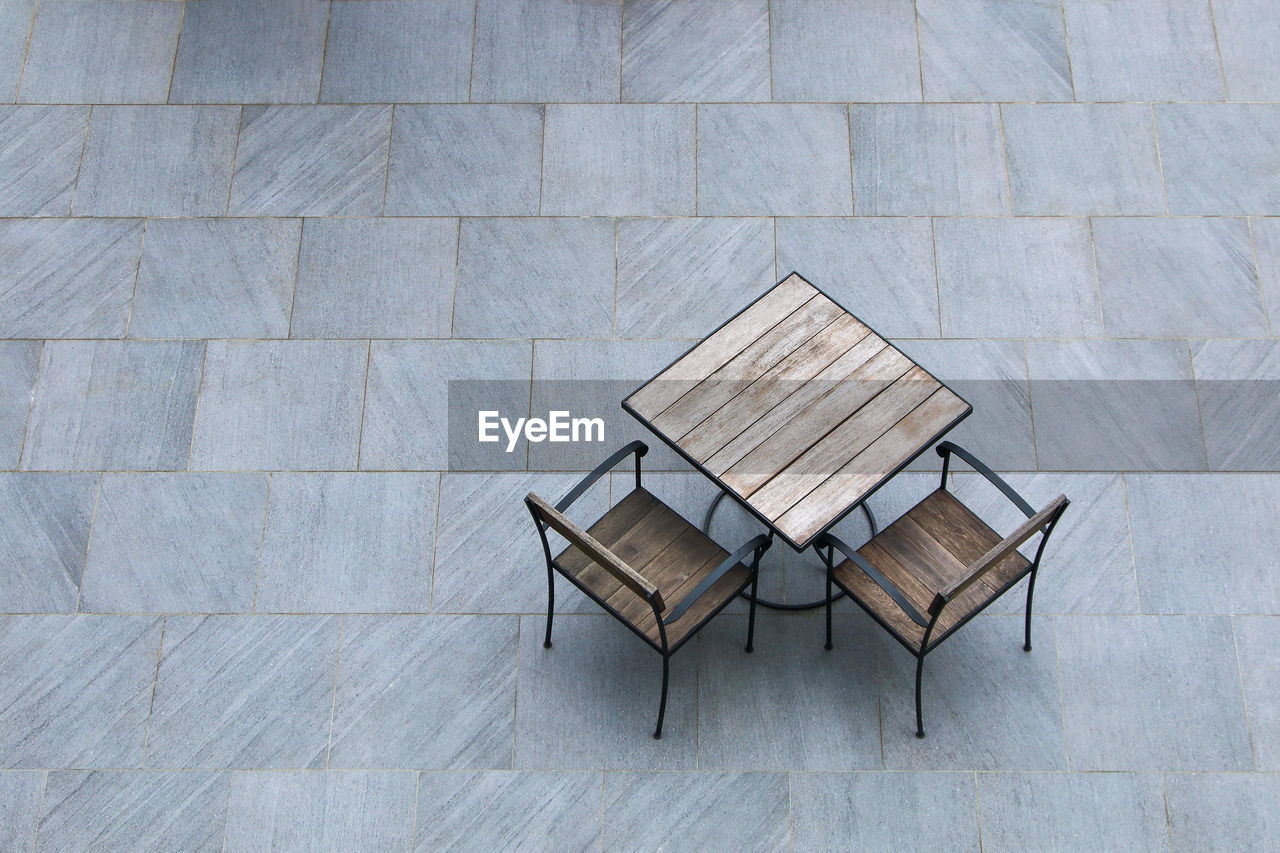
[
  {"left": 555, "top": 488, "right": 751, "bottom": 650},
  {"left": 834, "top": 489, "right": 1031, "bottom": 649}
]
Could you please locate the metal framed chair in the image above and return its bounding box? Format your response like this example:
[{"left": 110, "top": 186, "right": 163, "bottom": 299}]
[
  {"left": 817, "top": 441, "right": 1069, "bottom": 738},
  {"left": 526, "top": 440, "right": 772, "bottom": 739}
]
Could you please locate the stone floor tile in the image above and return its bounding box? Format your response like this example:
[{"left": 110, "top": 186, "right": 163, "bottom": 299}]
[
  {"left": 1157, "top": 104, "right": 1280, "bottom": 215},
  {"left": 19, "top": 0, "right": 181, "bottom": 104},
  {"left": 472, "top": 0, "right": 620, "bottom": 103},
  {"left": 0, "top": 614, "right": 161, "bottom": 768},
  {"left": 453, "top": 218, "right": 615, "bottom": 338},
  {"left": 329, "top": 615, "right": 517, "bottom": 770},
  {"left": 0, "top": 771, "right": 44, "bottom": 853},
  {"left": 0, "top": 342, "right": 39, "bottom": 468},
  {"left": 770, "top": 0, "right": 920, "bottom": 102},
  {"left": 791, "top": 772, "right": 979, "bottom": 853},
  {"left": 0, "top": 474, "right": 95, "bottom": 613},
  {"left": 542, "top": 104, "right": 695, "bottom": 216},
  {"left": 229, "top": 105, "right": 392, "bottom": 216},
  {"left": 1056, "top": 614, "right": 1252, "bottom": 770},
  {"left": 1063, "top": 0, "right": 1224, "bottom": 101},
  {"left": 1214, "top": 0, "right": 1280, "bottom": 100},
  {"left": 918, "top": 0, "right": 1072, "bottom": 101},
  {"left": 776, "top": 218, "right": 938, "bottom": 338},
  {"left": 603, "top": 772, "right": 789, "bottom": 852},
  {"left": 256, "top": 473, "right": 437, "bottom": 613},
  {"left": 1028, "top": 340, "right": 1205, "bottom": 471},
  {"left": 880, "top": 615, "right": 1066, "bottom": 770},
  {"left": 697, "top": 105, "right": 852, "bottom": 216},
  {"left": 75, "top": 106, "right": 239, "bottom": 217},
  {"left": 24, "top": 340, "right": 204, "bottom": 472},
  {"left": 190, "top": 340, "right": 367, "bottom": 472},
  {"left": 384, "top": 105, "right": 543, "bottom": 216},
  {"left": 949, "top": 472, "right": 1139, "bottom": 614},
  {"left": 80, "top": 473, "right": 267, "bottom": 613},
  {"left": 616, "top": 217, "right": 772, "bottom": 338},
  {"left": 35, "top": 771, "right": 229, "bottom": 853},
  {"left": 1003, "top": 104, "right": 1166, "bottom": 216},
  {"left": 1254, "top": 217, "right": 1280, "bottom": 330},
  {"left": 359, "top": 340, "right": 532, "bottom": 472},
  {"left": 698, "top": 614, "right": 882, "bottom": 770},
  {"left": 147, "top": 615, "right": 339, "bottom": 769},
  {"left": 1234, "top": 616, "right": 1280, "bottom": 770},
  {"left": 415, "top": 772, "right": 601, "bottom": 852},
  {"left": 224, "top": 771, "right": 415, "bottom": 852},
  {"left": 1194, "top": 341, "right": 1280, "bottom": 471},
  {"left": 621, "top": 0, "right": 769, "bottom": 102},
  {"left": 130, "top": 218, "right": 299, "bottom": 340},
  {"left": 894, "top": 340, "right": 1035, "bottom": 472},
  {"left": 432, "top": 472, "right": 609, "bottom": 614},
  {"left": 320, "top": 0, "right": 472, "bottom": 103},
  {"left": 291, "top": 218, "right": 456, "bottom": 338},
  {"left": 169, "top": 0, "right": 327, "bottom": 103},
  {"left": 1095, "top": 217, "right": 1264, "bottom": 337},
  {"left": 0, "top": 219, "right": 142, "bottom": 338},
  {"left": 976, "top": 772, "right": 1169, "bottom": 852},
  {"left": 530, "top": 338, "right": 690, "bottom": 471},
  {"left": 0, "top": 105, "right": 88, "bottom": 216},
  {"left": 1127, "top": 474, "right": 1280, "bottom": 614},
  {"left": 514, "top": 614, "right": 697, "bottom": 769},
  {"left": 0, "top": 0, "right": 35, "bottom": 101},
  {"left": 850, "top": 105, "right": 1007, "bottom": 216},
  {"left": 934, "top": 218, "right": 1102, "bottom": 338},
  {"left": 1165, "top": 773, "right": 1280, "bottom": 852}
]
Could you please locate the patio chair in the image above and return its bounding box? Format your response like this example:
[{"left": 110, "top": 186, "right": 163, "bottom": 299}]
[
  {"left": 817, "top": 441, "right": 1069, "bottom": 738},
  {"left": 526, "top": 440, "right": 772, "bottom": 739}
]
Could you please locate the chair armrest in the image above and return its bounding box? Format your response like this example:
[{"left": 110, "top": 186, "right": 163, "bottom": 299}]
[
  {"left": 555, "top": 440, "right": 648, "bottom": 513},
  {"left": 663, "top": 534, "right": 772, "bottom": 625},
  {"left": 817, "top": 533, "right": 930, "bottom": 627},
  {"left": 936, "top": 441, "right": 1036, "bottom": 518}
]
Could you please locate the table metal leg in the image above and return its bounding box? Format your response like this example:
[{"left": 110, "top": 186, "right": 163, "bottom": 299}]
[{"left": 701, "top": 491, "right": 879, "bottom": 611}]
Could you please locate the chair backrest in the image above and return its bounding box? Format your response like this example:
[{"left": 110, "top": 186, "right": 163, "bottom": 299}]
[
  {"left": 930, "top": 494, "right": 1069, "bottom": 616},
  {"left": 525, "top": 492, "right": 665, "bottom": 612}
]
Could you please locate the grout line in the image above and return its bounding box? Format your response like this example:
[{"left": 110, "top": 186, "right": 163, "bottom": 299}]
[
  {"left": 185, "top": 341, "right": 209, "bottom": 471},
  {"left": 324, "top": 614, "right": 345, "bottom": 769},
  {"left": 1119, "top": 473, "right": 1142, "bottom": 614},
  {"left": 1185, "top": 337, "right": 1211, "bottom": 469},
  {"left": 766, "top": 0, "right": 774, "bottom": 103},
  {"left": 249, "top": 473, "right": 272, "bottom": 613},
  {"left": 618, "top": 0, "right": 625, "bottom": 102},
  {"left": 67, "top": 103, "right": 93, "bottom": 215},
  {"left": 73, "top": 472, "right": 103, "bottom": 613},
  {"left": 1160, "top": 772, "right": 1174, "bottom": 851},
  {"left": 287, "top": 219, "right": 305, "bottom": 338},
  {"left": 536, "top": 105, "right": 547, "bottom": 216},
  {"left": 1246, "top": 217, "right": 1272, "bottom": 335},
  {"left": 772, "top": 215, "right": 778, "bottom": 282},
  {"left": 786, "top": 771, "right": 793, "bottom": 852},
  {"left": 997, "top": 103, "right": 1013, "bottom": 215},
  {"left": 1149, "top": 104, "right": 1171, "bottom": 216},
  {"left": 510, "top": 616, "right": 520, "bottom": 770},
  {"left": 467, "top": 0, "right": 479, "bottom": 103},
  {"left": 448, "top": 217, "right": 462, "bottom": 336},
  {"left": 1085, "top": 216, "right": 1107, "bottom": 337},
  {"left": 612, "top": 218, "right": 619, "bottom": 337},
  {"left": 12, "top": 0, "right": 38, "bottom": 102},
  {"left": 29, "top": 770, "right": 49, "bottom": 853},
  {"left": 409, "top": 770, "right": 422, "bottom": 850},
  {"left": 316, "top": 0, "right": 334, "bottom": 103},
  {"left": 165, "top": 0, "right": 185, "bottom": 105},
  {"left": 693, "top": 104, "right": 699, "bottom": 215},
  {"left": 224, "top": 105, "right": 244, "bottom": 216},
  {"left": 845, "top": 102, "right": 855, "bottom": 214},
  {"left": 380, "top": 105, "right": 396, "bottom": 215},
  {"left": 972, "top": 770, "right": 983, "bottom": 851},
  {"left": 912, "top": 0, "right": 925, "bottom": 101},
  {"left": 354, "top": 341, "right": 372, "bottom": 470},
  {"left": 929, "top": 216, "right": 943, "bottom": 336},
  {"left": 1059, "top": 1, "right": 1077, "bottom": 103},
  {"left": 220, "top": 771, "right": 234, "bottom": 853},
  {"left": 1206, "top": 0, "right": 1230, "bottom": 101},
  {"left": 15, "top": 340, "right": 45, "bottom": 471},
  {"left": 122, "top": 217, "right": 149, "bottom": 338},
  {"left": 1023, "top": 339, "right": 1041, "bottom": 471},
  {"left": 139, "top": 615, "right": 167, "bottom": 766},
  {"left": 1229, "top": 615, "right": 1259, "bottom": 771},
  {"left": 428, "top": 471, "right": 442, "bottom": 612}
]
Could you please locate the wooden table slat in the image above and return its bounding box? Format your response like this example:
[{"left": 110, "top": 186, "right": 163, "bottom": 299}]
[
  {"left": 678, "top": 314, "right": 873, "bottom": 464},
  {"left": 774, "top": 388, "right": 970, "bottom": 544},
  {"left": 651, "top": 296, "right": 846, "bottom": 440},
  {"left": 747, "top": 366, "right": 940, "bottom": 520},
  {"left": 719, "top": 345, "right": 914, "bottom": 494},
  {"left": 624, "top": 274, "right": 817, "bottom": 420}
]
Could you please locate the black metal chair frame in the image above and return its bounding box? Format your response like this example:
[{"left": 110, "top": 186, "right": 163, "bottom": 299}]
[
  {"left": 526, "top": 440, "right": 773, "bottom": 739},
  {"left": 817, "top": 441, "right": 1069, "bottom": 738}
]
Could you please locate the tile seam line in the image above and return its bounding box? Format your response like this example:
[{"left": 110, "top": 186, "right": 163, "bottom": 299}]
[
  {"left": 12, "top": 98, "right": 1280, "bottom": 106},
  {"left": 1059, "top": 1, "right": 1077, "bottom": 103},
  {"left": 1245, "top": 218, "right": 1272, "bottom": 336},
  {"left": 354, "top": 341, "right": 372, "bottom": 471},
  {"left": 184, "top": 340, "right": 209, "bottom": 471},
  {"left": 466, "top": 0, "right": 478, "bottom": 103},
  {"left": 14, "top": 340, "right": 45, "bottom": 471},
  {"left": 11, "top": 0, "right": 37, "bottom": 102},
  {"left": 223, "top": 105, "right": 244, "bottom": 216},
  {"left": 1229, "top": 615, "right": 1259, "bottom": 770},
  {"left": 71, "top": 473, "right": 102, "bottom": 613},
  {"left": 379, "top": 105, "right": 395, "bottom": 215},
  {"left": 220, "top": 771, "right": 233, "bottom": 853},
  {"left": 140, "top": 615, "right": 167, "bottom": 768},
  {"left": 121, "top": 217, "right": 149, "bottom": 338},
  {"left": 66, "top": 103, "right": 93, "bottom": 216},
  {"left": 315, "top": 0, "right": 334, "bottom": 103},
  {"left": 164, "top": 0, "right": 184, "bottom": 104},
  {"left": 324, "top": 614, "right": 345, "bottom": 769},
  {"left": 1149, "top": 104, "right": 1172, "bottom": 216},
  {"left": 29, "top": 768, "right": 49, "bottom": 852},
  {"left": 1205, "top": 0, "right": 1230, "bottom": 102}
]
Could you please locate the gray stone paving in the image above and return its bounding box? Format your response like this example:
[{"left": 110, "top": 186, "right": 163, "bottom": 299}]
[{"left": 1, "top": 0, "right": 1278, "bottom": 849}]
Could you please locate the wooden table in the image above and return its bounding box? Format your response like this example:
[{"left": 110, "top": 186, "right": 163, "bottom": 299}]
[{"left": 623, "top": 272, "right": 971, "bottom": 555}]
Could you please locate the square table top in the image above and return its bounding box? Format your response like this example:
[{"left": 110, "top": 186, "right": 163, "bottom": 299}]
[{"left": 623, "top": 272, "right": 971, "bottom": 551}]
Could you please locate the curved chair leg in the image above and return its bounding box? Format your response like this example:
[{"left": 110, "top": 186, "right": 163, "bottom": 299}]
[
  {"left": 745, "top": 567, "right": 759, "bottom": 653},
  {"left": 914, "top": 655, "right": 926, "bottom": 738},
  {"left": 543, "top": 565, "right": 555, "bottom": 649},
  {"left": 824, "top": 566, "right": 834, "bottom": 651},
  {"left": 654, "top": 654, "right": 670, "bottom": 740},
  {"left": 1023, "top": 568, "right": 1039, "bottom": 652}
]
